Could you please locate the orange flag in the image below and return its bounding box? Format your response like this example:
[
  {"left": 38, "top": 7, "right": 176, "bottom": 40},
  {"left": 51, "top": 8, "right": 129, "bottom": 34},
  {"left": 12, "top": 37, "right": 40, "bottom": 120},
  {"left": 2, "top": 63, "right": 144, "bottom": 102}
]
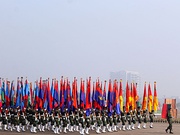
[
  {"left": 126, "top": 82, "right": 130, "bottom": 112},
  {"left": 142, "top": 82, "right": 147, "bottom": 111},
  {"left": 153, "top": 81, "right": 158, "bottom": 112},
  {"left": 119, "top": 79, "right": 123, "bottom": 111},
  {"left": 148, "top": 83, "right": 153, "bottom": 112},
  {"left": 133, "top": 82, "right": 138, "bottom": 110},
  {"left": 131, "top": 82, "right": 135, "bottom": 110}
]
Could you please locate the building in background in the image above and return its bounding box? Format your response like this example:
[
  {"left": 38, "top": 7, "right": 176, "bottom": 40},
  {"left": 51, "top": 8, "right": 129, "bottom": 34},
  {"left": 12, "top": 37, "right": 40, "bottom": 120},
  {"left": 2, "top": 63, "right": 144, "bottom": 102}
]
[{"left": 110, "top": 70, "right": 141, "bottom": 94}]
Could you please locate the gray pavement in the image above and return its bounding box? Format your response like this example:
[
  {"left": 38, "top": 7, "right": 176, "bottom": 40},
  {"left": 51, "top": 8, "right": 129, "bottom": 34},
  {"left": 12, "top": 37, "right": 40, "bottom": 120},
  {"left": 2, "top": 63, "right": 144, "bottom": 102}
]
[{"left": 0, "top": 123, "right": 179, "bottom": 135}]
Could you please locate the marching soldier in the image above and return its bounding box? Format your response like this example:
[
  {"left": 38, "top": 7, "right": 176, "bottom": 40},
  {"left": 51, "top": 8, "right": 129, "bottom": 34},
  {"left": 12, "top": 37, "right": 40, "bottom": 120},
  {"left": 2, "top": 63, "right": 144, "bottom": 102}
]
[
  {"left": 14, "top": 108, "right": 20, "bottom": 132},
  {"left": 142, "top": 110, "right": 147, "bottom": 129},
  {"left": 79, "top": 109, "right": 85, "bottom": 135},
  {"left": 74, "top": 109, "right": 79, "bottom": 131},
  {"left": 69, "top": 109, "right": 74, "bottom": 132},
  {"left": 90, "top": 109, "right": 96, "bottom": 130},
  {"left": 62, "top": 109, "right": 68, "bottom": 133},
  {"left": 0, "top": 108, "right": 2, "bottom": 130},
  {"left": 95, "top": 109, "right": 102, "bottom": 134},
  {"left": 131, "top": 110, "right": 136, "bottom": 130},
  {"left": 165, "top": 107, "right": 173, "bottom": 134},
  {"left": 149, "top": 110, "right": 155, "bottom": 128},
  {"left": 136, "top": 106, "right": 142, "bottom": 129},
  {"left": 54, "top": 108, "right": 60, "bottom": 134},
  {"left": 113, "top": 110, "right": 118, "bottom": 131},
  {"left": 85, "top": 111, "right": 91, "bottom": 134},
  {"left": 19, "top": 109, "right": 26, "bottom": 131},
  {"left": 126, "top": 106, "right": 132, "bottom": 130},
  {"left": 2, "top": 108, "right": 8, "bottom": 130},
  {"left": 121, "top": 106, "right": 126, "bottom": 131},
  {"left": 101, "top": 109, "right": 107, "bottom": 133}
]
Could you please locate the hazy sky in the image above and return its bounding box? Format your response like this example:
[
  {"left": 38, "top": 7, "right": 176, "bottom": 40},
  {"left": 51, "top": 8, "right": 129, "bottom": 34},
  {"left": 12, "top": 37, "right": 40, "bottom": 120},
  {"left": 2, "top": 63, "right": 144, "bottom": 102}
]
[{"left": 0, "top": 0, "right": 180, "bottom": 98}]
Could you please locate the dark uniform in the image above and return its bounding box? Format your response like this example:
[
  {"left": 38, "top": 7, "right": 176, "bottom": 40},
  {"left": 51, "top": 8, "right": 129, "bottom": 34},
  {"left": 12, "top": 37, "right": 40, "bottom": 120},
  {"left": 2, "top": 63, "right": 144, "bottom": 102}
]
[
  {"left": 121, "top": 106, "right": 126, "bottom": 131},
  {"left": 165, "top": 108, "right": 173, "bottom": 134},
  {"left": 131, "top": 110, "right": 136, "bottom": 129},
  {"left": 136, "top": 107, "right": 142, "bottom": 129},
  {"left": 142, "top": 110, "right": 147, "bottom": 128},
  {"left": 2, "top": 109, "right": 8, "bottom": 130},
  {"left": 149, "top": 110, "right": 155, "bottom": 128}
]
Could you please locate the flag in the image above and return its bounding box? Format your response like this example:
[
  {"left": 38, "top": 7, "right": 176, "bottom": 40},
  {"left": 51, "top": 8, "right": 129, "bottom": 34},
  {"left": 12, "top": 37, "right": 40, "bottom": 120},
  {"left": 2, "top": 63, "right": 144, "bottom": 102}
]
[
  {"left": 125, "top": 82, "right": 130, "bottom": 112},
  {"left": 0, "top": 78, "right": 2, "bottom": 108},
  {"left": 133, "top": 82, "right": 138, "bottom": 110},
  {"left": 1, "top": 79, "right": 5, "bottom": 106},
  {"left": 47, "top": 78, "right": 53, "bottom": 112},
  {"left": 38, "top": 78, "right": 44, "bottom": 109},
  {"left": 119, "top": 79, "right": 123, "bottom": 111},
  {"left": 5, "top": 80, "right": 10, "bottom": 108},
  {"left": 95, "top": 80, "right": 103, "bottom": 110},
  {"left": 10, "top": 81, "right": 15, "bottom": 108},
  {"left": 42, "top": 80, "right": 48, "bottom": 109},
  {"left": 23, "top": 79, "right": 30, "bottom": 109},
  {"left": 114, "top": 80, "right": 120, "bottom": 114},
  {"left": 92, "top": 82, "right": 96, "bottom": 108},
  {"left": 28, "top": 82, "right": 33, "bottom": 107},
  {"left": 148, "top": 83, "right": 153, "bottom": 112},
  {"left": 72, "top": 77, "right": 78, "bottom": 109},
  {"left": 131, "top": 82, "right": 135, "bottom": 110},
  {"left": 60, "top": 77, "right": 65, "bottom": 111},
  {"left": 102, "top": 80, "right": 106, "bottom": 107},
  {"left": 153, "top": 81, "right": 158, "bottom": 111},
  {"left": 20, "top": 77, "right": 24, "bottom": 110},
  {"left": 53, "top": 79, "right": 59, "bottom": 108},
  {"left": 34, "top": 80, "right": 39, "bottom": 110},
  {"left": 108, "top": 80, "right": 113, "bottom": 116},
  {"left": 15, "top": 78, "right": 21, "bottom": 108},
  {"left": 67, "top": 80, "right": 72, "bottom": 112},
  {"left": 86, "top": 77, "right": 91, "bottom": 115},
  {"left": 142, "top": 82, "right": 147, "bottom": 110},
  {"left": 80, "top": 79, "right": 85, "bottom": 109}
]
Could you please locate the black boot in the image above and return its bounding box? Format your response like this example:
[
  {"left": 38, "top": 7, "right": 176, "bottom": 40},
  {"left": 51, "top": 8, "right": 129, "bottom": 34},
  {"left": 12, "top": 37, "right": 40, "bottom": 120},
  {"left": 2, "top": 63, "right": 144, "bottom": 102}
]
[
  {"left": 165, "top": 129, "right": 168, "bottom": 133},
  {"left": 169, "top": 129, "right": 173, "bottom": 134}
]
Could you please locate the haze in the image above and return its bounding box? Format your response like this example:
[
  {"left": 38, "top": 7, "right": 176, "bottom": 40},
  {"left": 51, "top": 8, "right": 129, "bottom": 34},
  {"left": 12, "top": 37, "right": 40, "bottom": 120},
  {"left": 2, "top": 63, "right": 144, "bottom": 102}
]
[{"left": 0, "top": 0, "right": 180, "bottom": 98}]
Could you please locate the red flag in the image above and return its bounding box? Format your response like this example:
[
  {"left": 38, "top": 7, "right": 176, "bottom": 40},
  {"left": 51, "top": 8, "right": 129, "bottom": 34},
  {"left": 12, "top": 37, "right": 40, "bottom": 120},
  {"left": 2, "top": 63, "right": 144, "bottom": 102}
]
[
  {"left": 142, "top": 82, "right": 147, "bottom": 110},
  {"left": 153, "top": 81, "right": 158, "bottom": 111},
  {"left": 148, "top": 83, "right": 153, "bottom": 112},
  {"left": 119, "top": 79, "right": 123, "bottom": 111},
  {"left": 72, "top": 77, "right": 78, "bottom": 109},
  {"left": 126, "top": 82, "right": 130, "bottom": 112}
]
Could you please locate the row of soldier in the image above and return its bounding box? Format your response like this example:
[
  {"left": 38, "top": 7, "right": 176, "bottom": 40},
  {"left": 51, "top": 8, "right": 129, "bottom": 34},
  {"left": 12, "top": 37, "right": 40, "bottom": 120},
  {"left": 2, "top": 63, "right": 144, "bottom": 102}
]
[{"left": 0, "top": 106, "right": 155, "bottom": 134}]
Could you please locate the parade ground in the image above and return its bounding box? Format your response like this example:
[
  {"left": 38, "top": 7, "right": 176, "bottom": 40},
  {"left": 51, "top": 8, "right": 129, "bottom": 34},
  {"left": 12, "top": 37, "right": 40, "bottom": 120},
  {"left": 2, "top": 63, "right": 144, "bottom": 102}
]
[{"left": 0, "top": 123, "right": 179, "bottom": 135}]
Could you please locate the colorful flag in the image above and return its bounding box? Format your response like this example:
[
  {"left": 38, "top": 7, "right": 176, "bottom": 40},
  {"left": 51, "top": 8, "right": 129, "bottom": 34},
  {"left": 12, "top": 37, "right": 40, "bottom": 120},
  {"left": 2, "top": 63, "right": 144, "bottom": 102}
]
[
  {"left": 34, "top": 80, "right": 39, "bottom": 110},
  {"left": 10, "top": 81, "right": 15, "bottom": 108},
  {"left": 131, "top": 82, "right": 135, "bottom": 110},
  {"left": 92, "top": 82, "right": 96, "bottom": 108},
  {"left": 80, "top": 79, "right": 85, "bottom": 109},
  {"left": 142, "top": 82, "right": 147, "bottom": 111},
  {"left": 102, "top": 80, "right": 106, "bottom": 107},
  {"left": 15, "top": 78, "right": 21, "bottom": 108},
  {"left": 5, "top": 80, "right": 10, "bottom": 108},
  {"left": 53, "top": 79, "right": 59, "bottom": 108},
  {"left": 153, "top": 81, "right": 158, "bottom": 111},
  {"left": 148, "top": 83, "right": 153, "bottom": 112},
  {"left": 119, "top": 79, "right": 123, "bottom": 111},
  {"left": 125, "top": 82, "right": 130, "bottom": 112},
  {"left": 0, "top": 78, "right": 2, "bottom": 108},
  {"left": 133, "top": 82, "right": 138, "bottom": 110},
  {"left": 108, "top": 80, "right": 113, "bottom": 116},
  {"left": 67, "top": 80, "right": 72, "bottom": 112},
  {"left": 95, "top": 80, "right": 103, "bottom": 110},
  {"left": 60, "top": 77, "right": 65, "bottom": 111},
  {"left": 86, "top": 77, "right": 91, "bottom": 115},
  {"left": 1, "top": 79, "right": 5, "bottom": 106},
  {"left": 47, "top": 78, "right": 53, "bottom": 112},
  {"left": 72, "top": 77, "right": 78, "bottom": 109}
]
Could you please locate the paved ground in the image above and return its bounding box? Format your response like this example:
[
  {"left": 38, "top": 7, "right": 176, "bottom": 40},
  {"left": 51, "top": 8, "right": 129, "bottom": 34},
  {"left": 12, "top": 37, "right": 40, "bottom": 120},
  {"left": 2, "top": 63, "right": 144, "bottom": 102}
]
[{"left": 0, "top": 123, "right": 179, "bottom": 135}]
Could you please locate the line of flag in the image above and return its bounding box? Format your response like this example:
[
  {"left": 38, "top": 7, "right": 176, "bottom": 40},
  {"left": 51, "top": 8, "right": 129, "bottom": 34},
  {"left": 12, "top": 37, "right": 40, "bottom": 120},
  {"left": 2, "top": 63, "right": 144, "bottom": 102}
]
[{"left": 0, "top": 77, "right": 158, "bottom": 114}]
